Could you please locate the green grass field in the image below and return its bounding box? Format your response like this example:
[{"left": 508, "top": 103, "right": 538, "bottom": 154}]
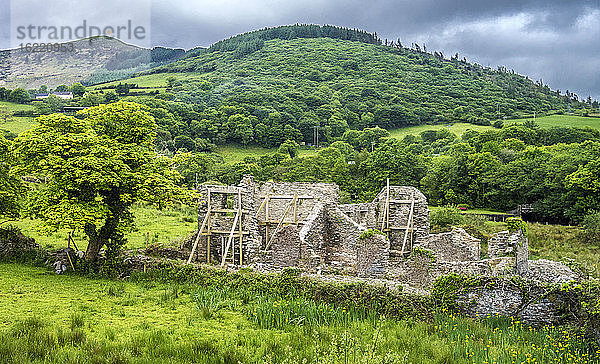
[
  {"left": 0, "top": 101, "right": 35, "bottom": 112},
  {"left": 389, "top": 123, "right": 494, "bottom": 139},
  {"left": 388, "top": 115, "right": 600, "bottom": 140},
  {"left": 89, "top": 72, "right": 200, "bottom": 89},
  {"left": 0, "top": 116, "right": 35, "bottom": 135},
  {"left": 12, "top": 204, "right": 197, "bottom": 252},
  {"left": 215, "top": 145, "right": 317, "bottom": 163},
  {"left": 0, "top": 101, "right": 36, "bottom": 135},
  {"left": 0, "top": 262, "right": 596, "bottom": 363},
  {"left": 506, "top": 114, "right": 600, "bottom": 130}
]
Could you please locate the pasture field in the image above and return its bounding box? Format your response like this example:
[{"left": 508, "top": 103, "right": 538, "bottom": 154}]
[
  {"left": 506, "top": 114, "right": 600, "bottom": 130},
  {"left": 0, "top": 263, "right": 597, "bottom": 363},
  {"left": 0, "top": 101, "right": 35, "bottom": 112},
  {"left": 214, "top": 144, "right": 317, "bottom": 163},
  {"left": 0, "top": 116, "right": 35, "bottom": 135},
  {"left": 389, "top": 123, "right": 494, "bottom": 139},
  {"left": 89, "top": 72, "right": 200, "bottom": 89},
  {"left": 388, "top": 115, "right": 600, "bottom": 139},
  {"left": 12, "top": 204, "right": 197, "bottom": 252}
]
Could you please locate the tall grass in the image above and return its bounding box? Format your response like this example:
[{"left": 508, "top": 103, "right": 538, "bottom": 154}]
[
  {"left": 2, "top": 263, "right": 599, "bottom": 363},
  {"left": 248, "top": 296, "right": 376, "bottom": 329},
  {"left": 435, "top": 312, "right": 598, "bottom": 363}
]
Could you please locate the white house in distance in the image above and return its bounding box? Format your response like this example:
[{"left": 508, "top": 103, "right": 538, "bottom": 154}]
[{"left": 35, "top": 92, "right": 73, "bottom": 100}]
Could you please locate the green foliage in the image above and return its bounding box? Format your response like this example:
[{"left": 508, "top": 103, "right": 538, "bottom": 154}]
[
  {"left": 8, "top": 88, "right": 30, "bottom": 104},
  {"left": 277, "top": 139, "right": 300, "bottom": 159},
  {"left": 248, "top": 296, "right": 371, "bottom": 329},
  {"left": 140, "top": 29, "right": 587, "bottom": 148},
  {"left": 136, "top": 263, "right": 431, "bottom": 321},
  {"left": 0, "top": 134, "right": 22, "bottom": 220},
  {"left": 33, "top": 94, "right": 64, "bottom": 114},
  {"left": 580, "top": 211, "right": 600, "bottom": 244},
  {"left": 359, "top": 229, "right": 385, "bottom": 240},
  {"left": 12, "top": 102, "right": 186, "bottom": 262},
  {"left": 506, "top": 217, "right": 528, "bottom": 237},
  {"left": 411, "top": 247, "right": 437, "bottom": 262},
  {"left": 70, "top": 83, "right": 86, "bottom": 97},
  {"left": 430, "top": 206, "right": 465, "bottom": 230}
]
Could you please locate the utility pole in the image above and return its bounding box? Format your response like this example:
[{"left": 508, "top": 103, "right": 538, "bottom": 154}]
[
  {"left": 371, "top": 141, "right": 376, "bottom": 152},
  {"left": 313, "top": 126, "right": 320, "bottom": 148}
]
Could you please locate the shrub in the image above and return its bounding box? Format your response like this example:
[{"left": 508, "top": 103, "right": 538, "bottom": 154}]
[
  {"left": 506, "top": 217, "right": 528, "bottom": 237},
  {"left": 430, "top": 206, "right": 464, "bottom": 231},
  {"left": 580, "top": 211, "right": 600, "bottom": 244}
]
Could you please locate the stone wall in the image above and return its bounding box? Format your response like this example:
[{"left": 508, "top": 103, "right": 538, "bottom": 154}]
[
  {"left": 192, "top": 176, "right": 425, "bottom": 276},
  {"left": 338, "top": 203, "right": 377, "bottom": 227},
  {"left": 0, "top": 229, "right": 40, "bottom": 258},
  {"left": 388, "top": 255, "right": 516, "bottom": 288},
  {"left": 419, "top": 228, "right": 481, "bottom": 262},
  {"left": 257, "top": 225, "right": 302, "bottom": 269},
  {"left": 253, "top": 181, "right": 339, "bottom": 226},
  {"left": 456, "top": 284, "right": 564, "bottom": 327},
  {"left": 488, "top": 230, "right": 528, "bottom": 275}
]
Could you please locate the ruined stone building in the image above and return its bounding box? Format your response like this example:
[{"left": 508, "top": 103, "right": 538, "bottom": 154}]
[
  {"left": 184, "top": 175, "right": 578, "bottom": 287},
  {"left": 186, "top": 175, "right": 428, "bottom": 276}
]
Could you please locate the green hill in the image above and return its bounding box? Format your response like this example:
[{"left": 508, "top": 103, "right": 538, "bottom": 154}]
[{"left": 132, "top": 25, "right": 592, "bottom": 148}]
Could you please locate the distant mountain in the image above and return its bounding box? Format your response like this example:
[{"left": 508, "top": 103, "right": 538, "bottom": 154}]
[{"left": 0, "top": 36, "right": 185, "bottom": 89}]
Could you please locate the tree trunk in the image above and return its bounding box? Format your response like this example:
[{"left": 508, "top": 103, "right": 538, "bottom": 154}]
[
  {"left": 85, "top": 236, "right": 105, "bottom": 262},
  {"left": 84, "top": 222, "right": 104, "bottom": 262}
]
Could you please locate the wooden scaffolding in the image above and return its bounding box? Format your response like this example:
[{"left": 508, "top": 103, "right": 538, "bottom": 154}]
[
  {"left": 187, "top": 186, "right": 248, "bottom": 267},
  {"left": 254, "top": 192, "right": 313, "bottom": 252},
  {"left": 379, "top": 179, "right": 416, "bottom": 256}
]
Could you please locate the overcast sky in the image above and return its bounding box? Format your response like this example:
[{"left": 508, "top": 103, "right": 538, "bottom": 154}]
[{"left": 2, "top": 0, "right": 599, "bottom": 100}]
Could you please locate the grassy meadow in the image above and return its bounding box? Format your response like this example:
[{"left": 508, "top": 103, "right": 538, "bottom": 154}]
[
  {"left": 88, "top": 72, "right": 199, "bottom": 90},
  {"left": 0, "top": 263, "right": 598, "bottom": 363},
  {"left": 12, "top": 204, "right": 197, "bottom": 252},
  {"left": 506, "top": 114, "right": 600, "bottom": 130},
  {"left": 214, "top": 144, "right": 317, "bottom": 163},
  {"left": 389, "top": 123, "right": 494, "bottom": 139},
  {"left": 0, "top": 101, "right": 35, "bottom": 135},
  {"left": 0, "top": 117, "right": 35, "bottom": 135},
  {"left": 388, "top": 115, "right": 600, "bottom": 140}
]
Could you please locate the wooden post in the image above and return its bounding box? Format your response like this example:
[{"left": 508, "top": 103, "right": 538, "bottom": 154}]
[
  {"left": 68, "top": 231, "right": 79, "bottom": 252},
  {"left": 265, "top": 195, "right": 270, "bottom": 246},
  {"left": 207, "top": 190, "right": 211, "bottom": 264},
  {"left": 221, "top": 210, "right": 241, "bottom": 267},
  {"left": 293, "top": 192, "right": 298, "bottom": 225},
  {"left": 264, "top": 197, "right": 296, "bottom": 252},
  {"left": 187, "top": 206, "right": 211, "bottom": 265},
  {"left": 66, "top": 250, "right": 75, "bottom": 271},
  {"left": 238, "top": 189, "right": 243, "bottom": 265},
  {"left": 381, "top": 178, "right": 390, "bottom": 235},
  {"left": 401, "top": 192, "right": 415, "bottom": 255}
]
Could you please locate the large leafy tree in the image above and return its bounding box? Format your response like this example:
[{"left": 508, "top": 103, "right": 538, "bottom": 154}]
[
  {"left": 13, "top": 102, "right": 186, "bottom": 262},
  {"left": 0, "top": 134, "right": 22, "bottom": 223}
]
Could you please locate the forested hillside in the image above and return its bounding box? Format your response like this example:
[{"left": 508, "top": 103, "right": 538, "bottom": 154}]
[{"left": 140, "top": 25, "right": 593, "bottom": 148}]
